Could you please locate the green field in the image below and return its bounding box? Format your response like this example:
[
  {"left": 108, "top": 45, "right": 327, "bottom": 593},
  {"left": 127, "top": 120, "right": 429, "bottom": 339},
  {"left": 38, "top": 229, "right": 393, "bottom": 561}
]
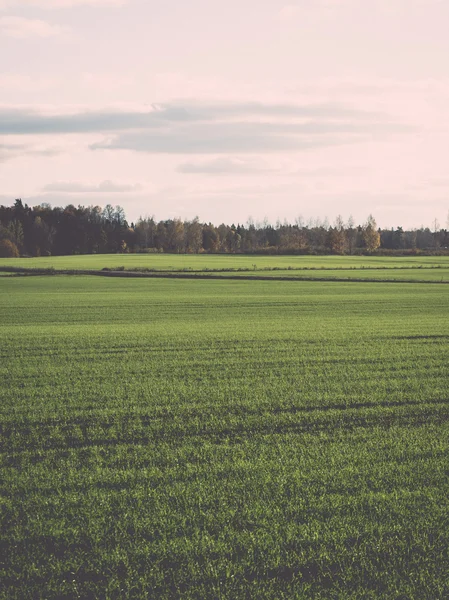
[
  {"left": 1, "top": 273, "right": 449, "bottom": 598},
  {"left": 2, "top": 252, "right": 449, "bottom": 271},
  {"left": 2, "top": 253, "right": 449, "bottom": 283},
  {"left": 193, "top": 268, "right": 449, "bottom": 282}
]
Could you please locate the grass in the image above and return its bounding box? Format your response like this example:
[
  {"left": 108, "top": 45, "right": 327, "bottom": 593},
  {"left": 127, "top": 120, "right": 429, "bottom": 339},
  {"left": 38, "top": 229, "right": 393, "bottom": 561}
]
[
  {"left": 182, "top": 268, "right": 449, "bottom": 282},
  {"left": 2, "top": 252, "right": 449, "bottom": 272},
  {"left": 2, "top": 254, "right": 449, "bottom": 283},
  {"left": 1, "top": 275, "right": 448, "bottom": 598}
]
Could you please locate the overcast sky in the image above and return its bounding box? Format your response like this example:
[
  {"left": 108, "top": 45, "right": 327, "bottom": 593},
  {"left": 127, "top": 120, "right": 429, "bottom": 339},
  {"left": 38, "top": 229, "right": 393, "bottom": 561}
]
[{"left": 1, "top": 0, "right": 448, "bottom": 228}]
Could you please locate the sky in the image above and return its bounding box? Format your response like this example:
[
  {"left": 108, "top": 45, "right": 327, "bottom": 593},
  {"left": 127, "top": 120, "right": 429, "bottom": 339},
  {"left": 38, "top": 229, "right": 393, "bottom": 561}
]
[{"left": 1, "top": 0, "right": 448, "bottom": 229}]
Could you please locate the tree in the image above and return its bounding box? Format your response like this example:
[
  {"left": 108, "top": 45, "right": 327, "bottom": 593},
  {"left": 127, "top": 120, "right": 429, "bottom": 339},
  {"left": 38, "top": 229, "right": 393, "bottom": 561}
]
[
  {"left": 30, "top": 216, "right": 53, "bottom": 256},
  {"left": 166, "top": 218, "right": 185, "bottom": 253},
  {"left": 6, "top": 220, "right": 24, "bottom": 251},
  {"left": 308, "top": 217, "right": 328, "bottom": 250},
  {"left": 135, "top": 216, "right": 156, "bottom": 249},
  {"left": 392, "top": 226, "right": 406, "bottom": 250},
  {"left": 0, "top": 238, "right": 19, "bottom": 258},
  {"left": 114, "top": 205, "right": 126, "bottom": 227},
  {"left": 155, "top": 221, "right": 168, "bottom": 250},
  {"left": 327, "top": 215, "right": 347, "bottom": 254},
  {"left": 102, "top": 204, "right": 115, "bottom": 223},
  {"left": 346, "top": 215, "right": 357, "bottom": 255},
  {"left": 184, "top": 218, "right": 203, "bottom": 253},
  {"left": 432, "top": 218, "right": 441, "bottom": 249},
  {"left": 406, "top": 229, "right": 417, "bottom": 250},
  {"left": 243, "top": 217, "right": 257, "bottom": 252},
  {"left": 363, "top": 214, "right": 381, "bottom": 252},
  {"left": 1, "top": 199, "right": 448, "bottom": 257},
  {"left": 202, "top": 224, "right": 220, "bottom": 252}
]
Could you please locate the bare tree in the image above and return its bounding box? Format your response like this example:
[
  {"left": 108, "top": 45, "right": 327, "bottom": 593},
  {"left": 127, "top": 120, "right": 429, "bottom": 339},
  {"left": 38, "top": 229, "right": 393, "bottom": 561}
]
[{"left": 432, "top": 217, "right": 441, "bottom": 249}]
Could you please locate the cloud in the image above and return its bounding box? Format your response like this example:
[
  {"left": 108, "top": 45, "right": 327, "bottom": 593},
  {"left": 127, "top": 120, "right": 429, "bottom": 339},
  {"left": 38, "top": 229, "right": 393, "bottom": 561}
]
[
  {"left": 90, "top": 120, "right": 410, "bottom": 155},
  {"left": 0, "top": 143, "right": 24, "bottom": 162},
  {"left": 0, "top": 101, "right": 386, "bottom": 135},
  {"left": 154, "top": 101, "right": 384, "bottom": 121},
  {"left": 0, "top": 0, "right": 125, "bottom": 8},
  {"left": 0, "top": 101, "right": 410, "bottom": 155},
  {"left": 177, "top": 157, "right": 275, "bottom": 175},
  {"left": 90, "top": 129, "right": 354, "bottom": 154},
  {"left": 0, "top": 142, "right": 59, "bottom": 162},
  {"left": 0, "top": 15, "right": 65, "bottom": 37},
  {"left": 42, "top": 180, "right": 142, "bottom": 193},
  {"left": 0, "top": 107, "right": 166, "bottom": 134}
]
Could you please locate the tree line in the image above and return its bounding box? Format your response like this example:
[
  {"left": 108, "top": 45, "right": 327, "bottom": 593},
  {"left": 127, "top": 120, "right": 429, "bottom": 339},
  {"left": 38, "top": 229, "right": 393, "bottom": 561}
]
[{"left": 0, "top": 199, "right": 448, "bottom": 258}]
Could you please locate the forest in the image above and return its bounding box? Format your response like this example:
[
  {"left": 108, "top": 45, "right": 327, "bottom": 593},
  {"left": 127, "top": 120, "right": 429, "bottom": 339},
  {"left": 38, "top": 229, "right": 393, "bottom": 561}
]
[{"left": 0, "top": 199, "right": 448, "bottom": 258}]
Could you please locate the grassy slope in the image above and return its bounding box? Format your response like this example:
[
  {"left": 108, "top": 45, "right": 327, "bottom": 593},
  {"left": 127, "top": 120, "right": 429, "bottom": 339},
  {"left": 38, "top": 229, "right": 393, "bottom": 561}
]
[{"left": 1, "top": 277, "right": 449, "bottom": 598}]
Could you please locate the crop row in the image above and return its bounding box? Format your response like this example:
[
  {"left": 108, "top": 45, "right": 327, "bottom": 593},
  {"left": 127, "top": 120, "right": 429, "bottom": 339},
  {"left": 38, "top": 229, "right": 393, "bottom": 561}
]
[{"left": 1, "top": 276, "right": 448, "bottom": 598}]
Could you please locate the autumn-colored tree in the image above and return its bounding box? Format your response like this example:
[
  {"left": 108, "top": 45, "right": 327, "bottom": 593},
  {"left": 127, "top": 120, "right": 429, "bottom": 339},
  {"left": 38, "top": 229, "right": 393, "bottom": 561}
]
[
  {"left": 166, "top": 218, "right": 185, "bottom": 253},
  {"left": 0, "top": 238, "right": 20, "bottom": 258},
  {"left": 363, "top": 214, "right": 381, "bottom": 252},
  {"left": 0, "top": 199, "right": 448, "bottom": 256},
  {"left": 328, "top": 215, "right": 348, "bottom": 254}
]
